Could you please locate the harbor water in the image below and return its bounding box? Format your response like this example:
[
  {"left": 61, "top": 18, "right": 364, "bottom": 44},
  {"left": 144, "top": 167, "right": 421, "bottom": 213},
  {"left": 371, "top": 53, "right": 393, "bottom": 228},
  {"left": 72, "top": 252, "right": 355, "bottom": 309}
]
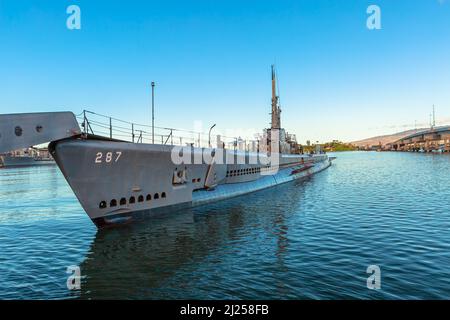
[{"left": 0, "top": 151, "right": 449, "bottom": 299}]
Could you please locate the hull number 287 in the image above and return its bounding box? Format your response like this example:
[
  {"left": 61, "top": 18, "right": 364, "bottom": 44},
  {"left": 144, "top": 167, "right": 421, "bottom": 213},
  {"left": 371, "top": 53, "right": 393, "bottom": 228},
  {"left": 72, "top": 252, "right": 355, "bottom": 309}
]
[{"left": 95, "top": 151, "right": 122, "bottom": 164}]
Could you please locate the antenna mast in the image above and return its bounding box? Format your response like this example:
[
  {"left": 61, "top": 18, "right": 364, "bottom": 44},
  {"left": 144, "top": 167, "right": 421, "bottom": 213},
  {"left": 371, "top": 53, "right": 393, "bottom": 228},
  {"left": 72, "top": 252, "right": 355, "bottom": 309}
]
[
  {"left": 432, "top": 104, "right": 436, "bottom": 129},
  {"left": 151, "top": 81, "right": 155, "bottom": 143},
  {"left": 271, "top": 65, "right": 281, "bottom": 130}
]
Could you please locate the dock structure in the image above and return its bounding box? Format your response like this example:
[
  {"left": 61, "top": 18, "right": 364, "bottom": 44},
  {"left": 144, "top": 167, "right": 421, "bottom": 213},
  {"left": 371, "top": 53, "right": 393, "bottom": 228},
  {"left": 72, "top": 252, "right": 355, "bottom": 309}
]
[{"left": 385, "top": 126, "right": 450, "bottom": 152}]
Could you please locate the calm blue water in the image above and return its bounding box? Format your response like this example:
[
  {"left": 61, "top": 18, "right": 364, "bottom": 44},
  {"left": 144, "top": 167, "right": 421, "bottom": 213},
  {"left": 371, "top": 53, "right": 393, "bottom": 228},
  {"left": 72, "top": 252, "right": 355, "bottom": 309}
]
[{"left": 0, "top": 151, "right": 449, "bottom": 299}]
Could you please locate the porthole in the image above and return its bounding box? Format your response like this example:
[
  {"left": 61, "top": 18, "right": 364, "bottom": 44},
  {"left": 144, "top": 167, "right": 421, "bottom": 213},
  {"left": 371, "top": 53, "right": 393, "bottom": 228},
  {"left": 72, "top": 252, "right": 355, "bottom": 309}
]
[
  {"left": 36, "top": 125, "right": 43, "bottom": 133},
  {"left": 138, "top": 195, "right": 144, "bottom": 202},
  {"left": 99, "top": 201, "right": 107, "bottom": 209},
  {"left": 129, "top": 196, "right": 136, "bottom": 204},
  {"left": 146, "top": 194, "right": 152, "bottom": 201},
  {"left": 14, "top": 126, "right": 23, "bottom": 137},
  {"left": 154, "top": 193, "right": 159, "bottom": 199},
  {"left": 110, "top": 199, "right": 117, "bottom": 207},
  {"left": 161, "top": 192, "right": 166, "bottom": 198},
  {"left": 120, "top": 198, "right": 126, "bottom": 205}
]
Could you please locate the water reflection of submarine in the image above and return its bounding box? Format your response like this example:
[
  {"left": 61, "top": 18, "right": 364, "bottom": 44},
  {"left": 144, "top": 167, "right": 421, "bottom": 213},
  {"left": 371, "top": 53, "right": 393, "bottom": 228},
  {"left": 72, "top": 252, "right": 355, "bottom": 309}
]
[
  {"left": 78, "top": 205, "right": 248, "bottom": 298},
  {"left": 78, "top": 180, "right": 309, "bottom": 299}
]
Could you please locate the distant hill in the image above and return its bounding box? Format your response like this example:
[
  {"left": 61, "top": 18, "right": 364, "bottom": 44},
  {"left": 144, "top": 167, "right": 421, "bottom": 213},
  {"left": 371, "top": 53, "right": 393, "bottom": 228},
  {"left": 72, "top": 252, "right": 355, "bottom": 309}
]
[{"left": 351, "top": 128, "right": 428, "bottom": 147}]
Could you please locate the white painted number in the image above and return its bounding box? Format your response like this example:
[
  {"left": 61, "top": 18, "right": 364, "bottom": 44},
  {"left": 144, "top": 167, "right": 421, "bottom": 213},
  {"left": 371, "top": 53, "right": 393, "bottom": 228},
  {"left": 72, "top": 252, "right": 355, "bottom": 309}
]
[
  {"left": 95, "top": 152, "right": 102, "bottom": 164},
  {"left": 95, "top": 151, "right": 122, "bottom": 164}
]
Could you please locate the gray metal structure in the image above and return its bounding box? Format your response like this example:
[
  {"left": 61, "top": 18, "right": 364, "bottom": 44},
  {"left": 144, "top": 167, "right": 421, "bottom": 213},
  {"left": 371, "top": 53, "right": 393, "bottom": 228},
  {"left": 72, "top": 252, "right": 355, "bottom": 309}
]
[
  {"left": 0, "top": 112, "right": 333, "bottom": 228},
  {"left": 0, "top": 71, "right": 334, "bottom": 228},
  {"left": 0, "top": 112, "right": 81, "bottom": 154}
]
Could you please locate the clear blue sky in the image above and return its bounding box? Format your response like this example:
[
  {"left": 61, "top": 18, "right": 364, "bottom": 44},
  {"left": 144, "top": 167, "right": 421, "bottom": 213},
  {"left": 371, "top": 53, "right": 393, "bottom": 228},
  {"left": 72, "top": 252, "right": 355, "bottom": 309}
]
[{"left": 0, "top": 0, "right": 449, "bottom": 142}]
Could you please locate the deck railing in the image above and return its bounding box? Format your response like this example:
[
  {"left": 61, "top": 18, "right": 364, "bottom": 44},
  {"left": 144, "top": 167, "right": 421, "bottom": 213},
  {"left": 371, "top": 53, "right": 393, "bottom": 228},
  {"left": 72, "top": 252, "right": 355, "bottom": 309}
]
[{"left": 77, "top": 110, "right": 261, "bottom": 151}]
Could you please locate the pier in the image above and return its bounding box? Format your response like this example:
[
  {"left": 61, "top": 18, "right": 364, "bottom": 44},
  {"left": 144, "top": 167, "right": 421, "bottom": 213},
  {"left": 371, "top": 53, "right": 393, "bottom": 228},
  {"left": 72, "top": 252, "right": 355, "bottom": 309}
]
[{"left": 385, "top": 126, "right": 450, "bottom": 152}]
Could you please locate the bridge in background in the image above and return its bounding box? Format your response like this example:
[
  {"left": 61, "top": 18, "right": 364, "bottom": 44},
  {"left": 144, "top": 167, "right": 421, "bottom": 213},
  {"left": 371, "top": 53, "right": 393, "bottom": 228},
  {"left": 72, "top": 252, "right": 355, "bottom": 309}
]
[{"left": 385, "top": 126, "right": 450, "bottom": 152}]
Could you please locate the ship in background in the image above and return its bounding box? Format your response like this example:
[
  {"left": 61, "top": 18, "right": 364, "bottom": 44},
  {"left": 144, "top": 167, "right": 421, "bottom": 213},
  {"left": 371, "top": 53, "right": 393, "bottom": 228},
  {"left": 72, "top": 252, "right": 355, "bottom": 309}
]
[
  {"left": 0, "top": 147, "right": 55, "bottom": 168},
  {"left": 0, "top": 66, "right": 334, "bottom": 228}
]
